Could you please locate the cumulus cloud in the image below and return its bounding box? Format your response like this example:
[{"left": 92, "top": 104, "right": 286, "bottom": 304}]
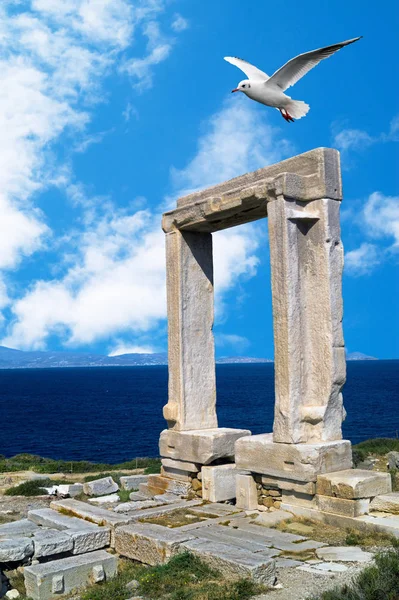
[
  {"left": 345, "top": 192, "right": 399, "bottom": 276},
  {"left": 3, "top": 98, "right": 292, "bottom": 350},
  {"left": 215, "top": 333, "right": 250, "bottom": 352},
  {"left": 345, "top": 243, "right": 380, "bottom": 276},
  {"left": 333, "top": 114, "right": 399, "bottom": 159}
]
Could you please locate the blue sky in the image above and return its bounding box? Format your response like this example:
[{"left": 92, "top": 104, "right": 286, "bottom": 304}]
[{"left": 0, "top": 0, "right": 397, "bottom": 360}]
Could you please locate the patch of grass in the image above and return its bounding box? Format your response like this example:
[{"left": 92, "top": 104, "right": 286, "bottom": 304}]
[
  {"left": 118, "top": 489, "right": 131, "bottom": 502},
  {"left": 352, "top": 438, "right": 399, "bottom": 465},
  {"left": 78, "top": 553, "right": 268, "bottom": 600},
  {"left": 143, "top": 459, "right": 161, "bottom": 475},
  {"left": 277, "top": 517, "right": 395, "bottom": 549},
  {"left": 344, "top": 528, "right": 395, "bottom": 548},
  {"left": 307, "top": 540, "right": 399, "bottom": 600},
  {"left": 4, "top": 478, "right": 53, "bottom": 496},
  {"left": 0, "top": 453, "right": 160, "bottom": 474},
  {"left": 139, "top": 508, "right": 218, "bottom": 528},
  {"left": 4, "top": 569, "right": 28, "bottom": 597}
]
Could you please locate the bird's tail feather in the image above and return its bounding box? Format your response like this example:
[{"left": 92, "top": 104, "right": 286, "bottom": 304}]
[{"left": 286, "top": 100, "right": 310, "bottom": 120}]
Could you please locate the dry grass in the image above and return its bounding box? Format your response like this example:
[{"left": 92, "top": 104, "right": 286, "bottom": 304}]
[
  {"left": 276, "top": 517, "right": 395, "bottom": 548},
  {"left": 139, "top": 508, "right": 218, "bottom": 528}
]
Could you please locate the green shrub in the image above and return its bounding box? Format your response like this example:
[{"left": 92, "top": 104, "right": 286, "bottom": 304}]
[
  {"left": 0, "top": 454, "right": 161, "bottom": 475},
  {"left": 353, "top": 438, "right": 399, "bottom": 464},
  {"left": 5, "top": 478, "right": 53, "bottom": 496}
]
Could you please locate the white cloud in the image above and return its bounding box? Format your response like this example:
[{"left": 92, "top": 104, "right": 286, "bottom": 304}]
[
  {"left": 363, "top": 192, "right": 399, "bottom": 249},
  {"left": 333, "top": 114, "right": 399, "bottom": 157},
  {"left": 0, "top": 0, "right": 184, "bottom": 324},
  {"left": 121, "top": 21, "right": 172, "bottom": 90},
  {"left": 215, "top": 333, "right": 250, "bottom": 352},
  {"left": 172, "top": 97, "right": 292, "bottom": 195},
  {"left": 345, "top": 192, "right": 399, "bottom": 275},
  {"left": 333, "top": 128, "right": 373, "bottom": 152},
  {"left": 345, "top": 243, "right": 380, "bottom": 276},
  {"left": 108, "top": 343, "right": 156, "bottom": 356},
  {"left": 171, "top": 14, "right": 189, "bottom": 32},
  {"left": 3, "top": 98, "right": 292, "bottom": 350}
]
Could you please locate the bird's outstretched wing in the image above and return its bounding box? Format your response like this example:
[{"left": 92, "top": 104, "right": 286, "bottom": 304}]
[
  {"left": 224, "top": 56, "right": 269, "bottom": 81},
  {"left": 267, "top": 36, "right": 362, "bottom": 91}
]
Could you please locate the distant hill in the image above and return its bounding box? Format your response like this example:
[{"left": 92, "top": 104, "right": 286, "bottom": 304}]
[
  {"left": 0, "top": 346, "right": 379, "bottom": 369},
  {"left": 216, "top": 357, "right": 273, "bottom": 364},
  {"left": 346, "top": 352, "right": 378, "bottom": 361},
  {"left": 0, "top": 346, "right": 272, "bottom": 368},
  {"left": 0, "top": 346, "right": 168, "bottom": 369}
]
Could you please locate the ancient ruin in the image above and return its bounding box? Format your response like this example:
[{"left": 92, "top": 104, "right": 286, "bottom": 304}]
[
  {"left": 152, "top": 147, "right": 394, "bottom": 518},
  {"left": 1, "top": 148, "right": 398, "bottom": 600}
]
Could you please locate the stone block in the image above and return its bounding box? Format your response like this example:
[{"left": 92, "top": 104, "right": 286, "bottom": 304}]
[
  {"left": 281, "top": 491, "right": 316, "bottom": 508},
  {"left": 180, "top": 539, "right": 276, "bottom": 584},
  {"left": 28, "top": 508, "right": 100, "bottom": 531},
  {"left": 65, "top": 527, "right": 111, "bottom": 555},
  {"left": 236, "top": 474, "right": 258, "bottom": 510},
  {"left": 202, "top": 464, "right": 237, "bottom": 502},
  {"left": 316, "top": 495, "right": 369, "bottom": 517},
  {"left": 253, "top": 511, "right": 294, "bottom": 527},
  {"left": 88, "top": 494, "right": 120, "bottom": 504},
  {"left": 370, "top": 492, "right": 399, "bottom": 514},
  {"left": 0, "top": 519, "right": 40, "bottom": 538},
  {"left": 50, "top": 499, "right": 131, "bottom": 529},
  {"left": 120, "top": 475, "right": 149, "bottom": 491},
  {"left": 115, "top": 523, "right": 193, "bottom": 565},
  {"left": 161, "top": 466, "right": 192, "bottom": 482},
  {"left": 193, "top": 525, "right": 278, "bottom": 556},
  {"left": 113, "top": 500, "right": 163, "bottom": 513},
  {"left": 24, "top": 550, "right": 117, "bottom": 600},
  {"left": 160, "top": 428, "right": 251, "bottom": 465},
  {"left": 129, "top": 492, "right": 152, "bottom": 502},
  {"left": 235, "top": 434, "right": 352, "bottom": 482},
  {"left": 387, "top": 452, "right": 399, "bottom": 470},
  {"left": 0, "top": 537, "right": 34, "bottom": 562},
  {"left": 316, "top": 469, "right": 392, "bottom": 499},
  {"left": 261, "top": 475, "right": 316, "bottom": 495},
  {"left": 161, "top": 458, "right": 200, "bottom": 473},
  {"left": 33, "top": 529, "right": 73, "bottom": 558},
  {"left": 146, "top": 475, "right": 191, "bottom": 496},
  {"left": 83, "top": 476, "right": 119, "bottom": 497},
  {"left": 316, "top": 546, "right": 373, "bottom": 562}
]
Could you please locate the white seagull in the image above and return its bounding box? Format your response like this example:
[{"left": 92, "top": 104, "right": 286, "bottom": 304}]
[{"left": 225, "top": 37, "right": 362, "bottom": 122}]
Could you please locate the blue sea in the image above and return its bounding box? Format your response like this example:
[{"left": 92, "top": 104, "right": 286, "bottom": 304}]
[{"left": 0, "top": 361, "right": 398, "bottom": 463}]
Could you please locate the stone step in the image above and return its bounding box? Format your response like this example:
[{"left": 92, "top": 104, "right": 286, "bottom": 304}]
[
  {"left": 32, "top": 529, "right": 73, "bottom": 558},
  {"left": 193, "top": 526, "right": 278, "bottom": 556},
  {"left": 188, "top": 503, "right": 241, "bottom": 517},
  {"left": 227, "top": 520, "right": 326, "bottom": 552},
  {"left": 316, "top": 546, "right": 373, "bottom": 562},
  {"left": 370, "top": 492, "right": 399, "bottom": 514},
  {"left": 28, "top": 509, "right": 111, "bottom": 554},
  {"left": 113, "top": 500, "right": 163, "bottom": 513},
  {"left": 118, "top": 499, "right": 203, "bottom": 522},
  {"left": 180, "top": 538, "right": 276, "bottom": 584},
  {"left": 0, "top": 537, "right": 34, "bottom": 562},
  {"left": 316, "top": 469, "right": 391, "bottom": 499},
  {"left": 0, "top": 519, "right": 40, "bottom": 538},
  {"left": 50, "top": 499, "right": 131, "bottom": 528},
  {"left": 28, "top": 508, "right": 99, "bottom": 531},
  {"left": 120, "top": 475, "right": 149, "bottom": 491},
  {"left": 24, "top": 549, "right": 117, "bottom": 600},
  {"left": 115, "top": 523, "right": 194, "bottom": 565}
]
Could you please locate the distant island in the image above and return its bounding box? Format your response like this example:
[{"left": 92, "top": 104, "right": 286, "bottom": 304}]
[
  {"left": 346, "top": 352, "right": 378, "bottom": 361},
  {"left": 0, "top": 346, "right": 378, "bottom": 369}
]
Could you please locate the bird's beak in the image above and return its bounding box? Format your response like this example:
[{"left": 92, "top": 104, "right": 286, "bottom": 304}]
[{"left": 231, "top": 88, "right": 239, "bottom": 93}]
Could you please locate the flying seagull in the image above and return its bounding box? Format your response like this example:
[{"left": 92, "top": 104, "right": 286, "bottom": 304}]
[{"left": 225, "top": 37, "right": 362, "bottom": 122}]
